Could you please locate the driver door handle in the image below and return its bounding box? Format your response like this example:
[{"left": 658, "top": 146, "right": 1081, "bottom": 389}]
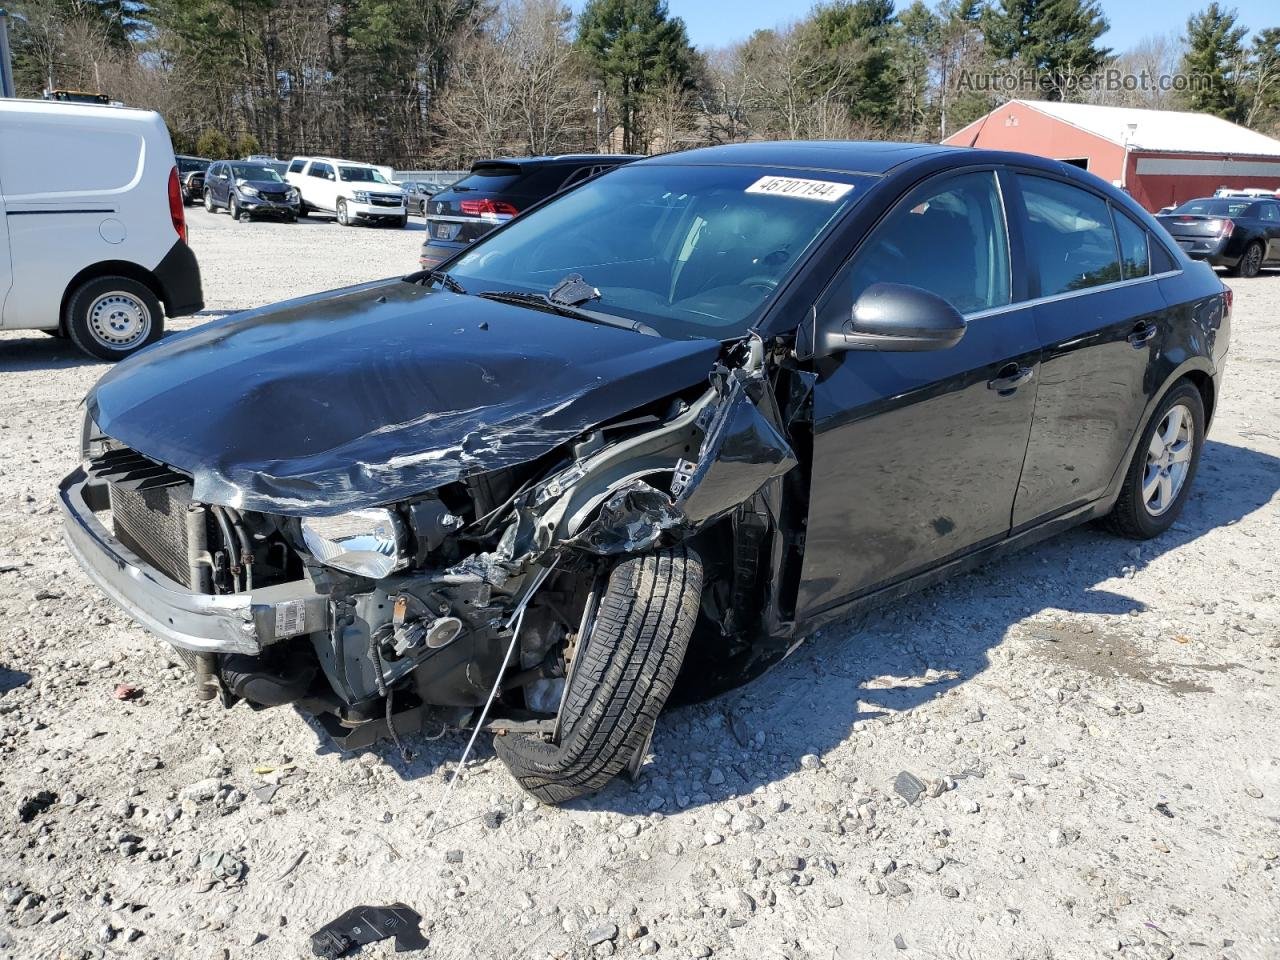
[
  {"left": 1127, "top": 321, "right": 1157, "bottom": 347},
  {"left": 987, "top": 363, "right": 1035, "bottom": 395}
]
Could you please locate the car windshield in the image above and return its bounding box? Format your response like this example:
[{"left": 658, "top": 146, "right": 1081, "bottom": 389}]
[
  {"left": 443, "top": 164, "right": 869, "bottom": 340},
  {"left": 339, "top": 166, "right": 391, "bottom": 183},
  {"left": 231, "top": 164, "right": 283, "bottom": 183},
  {"left": 1171, "top": 198, "right": 1252, "bottom": 217},
  {"left": 177, "top": 157, "right": 210, "bottom": 174}
]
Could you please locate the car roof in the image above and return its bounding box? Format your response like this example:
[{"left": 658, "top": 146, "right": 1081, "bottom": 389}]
[{"left": 472, "top": 154, "right": 640, "bottom": 170}]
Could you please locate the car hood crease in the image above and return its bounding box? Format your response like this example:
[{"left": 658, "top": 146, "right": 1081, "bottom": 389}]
[{"left": 86, "top": 280, "right": 721, "bottom": 516}]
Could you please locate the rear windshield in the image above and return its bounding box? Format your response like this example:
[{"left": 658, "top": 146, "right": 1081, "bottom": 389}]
[
  {"left": 230, "top": 163, "right": 283, "bottom": 183},
  {"left": 177, "top": 157, "right": 210, "bottom": 174},
  {"left": 1170, "top": 198, "right": 1251, "bottom": 217},
  {"left": 451, "top": 165, "right": 525, "bottom": 193},
  {"left": 338, "top": 166, "right": 392, "bottom": 183}
]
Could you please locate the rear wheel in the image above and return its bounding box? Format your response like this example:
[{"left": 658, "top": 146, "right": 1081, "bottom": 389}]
[
  {"left": 64, "top": 275, "right": 164, "bottom": 362},
  {"left": 494, "top": 546, "right": 703, "bottom": 805},
  {"left": 1233, "top": 241, "right": 1264, "bottom": 278},
  {"left": 1103, "top": 380, "right": 1205, "bottom": 539}
]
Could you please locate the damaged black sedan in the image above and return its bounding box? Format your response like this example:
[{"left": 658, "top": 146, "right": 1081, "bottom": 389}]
[{"left": 60, "top": 142, "right": 1230, "bottom": 803}]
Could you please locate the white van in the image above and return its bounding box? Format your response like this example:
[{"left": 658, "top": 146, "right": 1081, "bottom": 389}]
[
  {"left": 285, "top": 156, "right": 407, "bottom": 227},
  {"left": 0, "top": 100, "right": 203, "bottom": 360}
]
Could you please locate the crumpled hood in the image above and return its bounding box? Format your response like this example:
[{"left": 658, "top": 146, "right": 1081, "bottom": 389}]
[{"left": 87, "top": 279, "right": 721, "bottom": 516}]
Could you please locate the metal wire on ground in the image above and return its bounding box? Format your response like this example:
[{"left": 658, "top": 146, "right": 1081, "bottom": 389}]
[{"left": 426, "top": 564, "right": 554, "bottom": 842}]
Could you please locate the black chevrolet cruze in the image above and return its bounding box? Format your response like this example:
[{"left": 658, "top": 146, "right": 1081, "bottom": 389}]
[{"left": 62, "top": 142, "right": 1229, "bottom": 803}]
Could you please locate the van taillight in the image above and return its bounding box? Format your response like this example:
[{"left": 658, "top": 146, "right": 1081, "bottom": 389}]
[
  {"left": 167, "top": 166, "right": 187, "bottom": 244},
  {"left": 459, "top": 198, "right": 518, "bottom": 217}
]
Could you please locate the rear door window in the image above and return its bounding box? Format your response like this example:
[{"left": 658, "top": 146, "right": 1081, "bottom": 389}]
[
  {"left": 1259, "top": 202, "right": 1279, "bottom": 222},
  {"left": 309, "top": 162, "right": 331, "bottom": 179},
  {"left": 1018, "top": 176, "right": 1122, "bottom": 295},
  {"left": 1112, "top": 209, "right": 1151, "bottom": 280}
]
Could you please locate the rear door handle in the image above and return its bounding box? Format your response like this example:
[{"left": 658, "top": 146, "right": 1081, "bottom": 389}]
[
  {"left": 987, "top": 363, "right": 1035, "bottom": 394},
  {"left": 1127, "top": 321, "right": 1157, "bottom": 346}
]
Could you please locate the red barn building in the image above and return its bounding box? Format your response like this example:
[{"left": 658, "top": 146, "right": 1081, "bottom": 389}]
[{"left": 944, "top": 99, "right": 1280, "bottom": 212}]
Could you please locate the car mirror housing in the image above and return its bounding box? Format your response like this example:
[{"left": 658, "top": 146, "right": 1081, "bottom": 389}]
[{"left": 804, "top": 282, "right": 967, "bottom": 358}]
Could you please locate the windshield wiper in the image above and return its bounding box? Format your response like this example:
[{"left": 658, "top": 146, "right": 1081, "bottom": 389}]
[
  {"left": 422, "top": 270, "right": 467, "bottom": 295},
  {"left": 477, "top": 289, "right": 659, "bottom": 337}
]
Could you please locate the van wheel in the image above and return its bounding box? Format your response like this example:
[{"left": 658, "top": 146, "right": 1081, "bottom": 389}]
[
  {"left": 65, "top": 276, "right": 164, "bottom": 362},
  {"left": 494, "top": 546, "right": 703, "bottom": 805},
  {"left": 204, "top": 190, "right": 215, "bottom": 212},
  {"left": 1103, "top": 380, "right": 1204, "bottom": 539}
]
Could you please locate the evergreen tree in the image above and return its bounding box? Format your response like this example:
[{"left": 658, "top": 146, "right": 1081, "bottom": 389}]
[
  {"left": 1244, "top": 27, "right": 1280, "bottom": 131},
  {"left": 983, "top": 0, "right": 1110, "bottom": 100},
  {"left": 1179, "top": 3, "right": 1248, "bottom": 120},
  {"left": 576, "top": 0, "right": 697, "bottom": 152},
  {"left": 810, "top": 0, "right": 900, "bottom": 128}
]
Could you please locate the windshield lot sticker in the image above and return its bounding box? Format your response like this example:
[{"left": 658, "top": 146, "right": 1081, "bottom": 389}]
[{"left": 745, "top": 176, "right": 854, "bottom": 202}]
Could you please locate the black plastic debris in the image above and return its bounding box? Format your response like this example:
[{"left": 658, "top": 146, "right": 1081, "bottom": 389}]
[
  {"left": 893, "top": 771, "right": 926, "bottom": 805},
  {"left": 310, "top": 903, "right": 428, "bottom": 957},
  {"left": 17, "top": 791, "right": 58, "bottom": 823},
  {"left": 1154, "top": 802, "right": 1174, "bottom": 818}
]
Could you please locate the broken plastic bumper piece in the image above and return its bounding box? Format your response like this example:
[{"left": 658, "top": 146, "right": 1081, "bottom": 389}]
[{"left": 58, "top": 467, "right": 328, "bottom": 656}]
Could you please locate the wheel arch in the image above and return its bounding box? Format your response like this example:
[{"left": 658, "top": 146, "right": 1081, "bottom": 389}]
[{"left": 60, "top": 261, "right": 167, "bottom": 332}]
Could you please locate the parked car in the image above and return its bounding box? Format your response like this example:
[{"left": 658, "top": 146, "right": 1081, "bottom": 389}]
[
  {"left": 176, "top": 155, "right": 213, "bottom": 205},
  {"left": 203, "top": 160, "right": 300, "bottom": 222},
  {"left": 1213, "top": 186, "right": 1278, "bottom": 198},
  {"left": 60, "top": 142, "right": 1228, "bottom": 804},
  {"left": 402, "top": 178, "right": 456, "bottom": 216},
  {"left": 419, "top": 154, "right": 638, "bottom": 267},
  {"left": 1156, "top": 196, "right": 1280, "bottom": 277},
  {"left": 285, "top": 156, "right": 406, "bottom": 227},
  {"left": 0, "top": 99, "right": 203, "bottom": 361}
]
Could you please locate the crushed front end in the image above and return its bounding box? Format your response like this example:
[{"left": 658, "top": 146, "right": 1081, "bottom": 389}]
[{"left": 60, "top": 337, "right": 806, "bottom": 762}]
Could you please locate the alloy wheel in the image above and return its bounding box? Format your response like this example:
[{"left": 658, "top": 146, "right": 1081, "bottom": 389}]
[
  {"left": 86, "top": 291, "right": 152, "bottom": 350},
  {"left": 1244, "top": 244, "right": 1263, "bottom": 277},
  {"left": 1142, "top": 403, "right": 1193, "bottom": 516}
]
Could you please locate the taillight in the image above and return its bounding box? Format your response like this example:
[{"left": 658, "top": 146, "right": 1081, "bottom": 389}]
[
  {"left": 1223, "top": 285, "right": 1233, "bottom": 317},
  {"left": 459, "top": 198, "right": 519, "bottom": 218},
  {"left": 1219, "top": 218, "right": 1235, "bottom": 237},
  {"left": 167, "top": 166, "right": 187, "bottom": 244}
]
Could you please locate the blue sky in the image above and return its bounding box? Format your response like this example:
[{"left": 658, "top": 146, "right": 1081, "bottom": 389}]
[{"left": 568, "top": 1, "right": 1276, "bottom": 53}]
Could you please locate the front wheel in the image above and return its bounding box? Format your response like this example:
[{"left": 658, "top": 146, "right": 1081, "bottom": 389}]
[
  {"left": 230, "top": 196, "right": 242, "bottom": 221},
  {"left": 494, "top": 546, "right": 703, "bottom": 805},
  {"left": 1103, "top": 381, "right": 1205, "bottom": 539},
  {"left": 336, "top": 199, "right": 350, "bottom": 226},
  {"left": 204, "top": 190, "right": 215, "bottom": 212},
  {"left": 393, "top": 216, "right": 408, "bottom": 229},
  {"left": 64, "top": 276, "right": 164, "bottom": 362}
]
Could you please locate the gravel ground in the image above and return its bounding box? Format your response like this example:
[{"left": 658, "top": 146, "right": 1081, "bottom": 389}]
[{"left": 0, "top": 208, "right": 1277, "bottom": 960}]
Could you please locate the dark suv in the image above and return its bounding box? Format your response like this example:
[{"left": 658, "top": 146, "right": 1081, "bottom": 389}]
[
  {"left": 419, "top": 154, "right": 638, "bottom": 268},
  {"left": 204, "top": 161, "right": 301, "bottom": 222}
]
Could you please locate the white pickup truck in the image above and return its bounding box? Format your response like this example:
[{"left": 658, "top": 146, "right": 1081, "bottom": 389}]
[{"left": 285, "top": 156, "right": 407, "bottom": 228}]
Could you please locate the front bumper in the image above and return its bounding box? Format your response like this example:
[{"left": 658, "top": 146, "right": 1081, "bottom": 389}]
[
  {"left": 349, "top": 199, "right": 405, "bottom": 221},
  {"left": 239, "top": 196, "right": 300, "bottom": 218},
  {"left": 59, "top": 467, "right": 327, "bottom": 656}
]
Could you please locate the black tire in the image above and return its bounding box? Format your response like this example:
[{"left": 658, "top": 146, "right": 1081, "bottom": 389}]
[
  {"left": 64, "top": 275, "right": 164, "bottom": 362},
  {"left": 393, "top": 216, "right": 408, "bottom": 229},
  {"left": 1232, "top": 241, "right": 1264, "bottom": 278},
  {"left": 204, "top": 190, "right": 216, "bottom": 212},
  {"left": 1103, "top": 380, "right": 1205, "bottom": 539},
  {"left": 337, "top": 199, "right": 351, "bottom": 226},
  {"left": 494, "top": 546, "right": 703, "bottom": 805},
  {"left": 230, "top": 196, "right": 242, "bottom": 221}
]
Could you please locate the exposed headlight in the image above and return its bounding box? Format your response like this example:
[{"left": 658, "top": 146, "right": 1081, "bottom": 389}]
[
  {"left": 287, "top": 187, "right": 299, "bottom": 199},
  {"left": 239, "top": 183, "right": 260, "bottom": 197},
  {"left": 352, "top": 191, "right": 371, "bottom": 203},
  {"left": 300, "top": 509, "right": 408, "bottom": 578}
]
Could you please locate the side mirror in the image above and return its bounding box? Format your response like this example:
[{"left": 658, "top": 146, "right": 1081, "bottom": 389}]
[{"left": 811, "top": 282, "right": 967, "bottom": 357}]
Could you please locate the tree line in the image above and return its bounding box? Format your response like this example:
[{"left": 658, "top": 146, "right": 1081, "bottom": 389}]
[{"left": 5, "top": 0, "right": 1279, "bottom": 167}]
